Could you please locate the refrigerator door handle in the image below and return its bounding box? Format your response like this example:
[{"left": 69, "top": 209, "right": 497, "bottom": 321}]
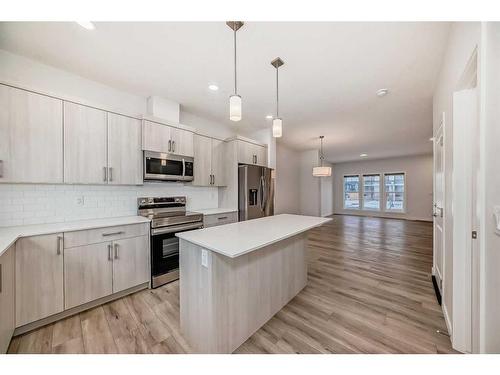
[{"left": 259, "top": 175, "right": 265, "bottom": 211}]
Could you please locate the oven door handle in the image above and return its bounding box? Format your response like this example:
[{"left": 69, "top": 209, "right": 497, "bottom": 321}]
[{"left": 151, "top": 222, "right": 203, "bottom": 236}]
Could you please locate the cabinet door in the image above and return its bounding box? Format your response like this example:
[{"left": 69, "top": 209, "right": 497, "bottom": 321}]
[
  {"left": 0, "top": 85, "right": 63, "bottom": 183},
  {"left": 193, "top": 134, "right": 212, "bottom": 186},
  {"left": 64, "top": 102, "right": 108, "bottom": 184},
  {"left": 16, "top": 234, "right": 64, "bottom": 327},
  {"left": 237, "top": 140, "right": 255, "bottom": 165},
  {"left": 112, "top": 236, "right": 149, "bottom": 293},
  {"left": 255, "top": 145, "right": 268, "bottom": 167},
  {"left": 142, "top": 120, "right": 171, "bottom": 153},
  {"left": 0, "top": 245, "right": 14, "bottom": 353},
  {"left": 108, "top": 113, "right": 142, "bottom": 185},
  {"left": 64, "top": 242, "right": 113, "bottom": 309},
  {"left": 211, "top": 139, "right": 227, "bottom": 186},
  {"left": 170, "top": 127, "right": 194, "bottom": 157}
]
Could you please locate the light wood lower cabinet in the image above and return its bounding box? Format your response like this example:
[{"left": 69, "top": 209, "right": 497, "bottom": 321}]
[
  {"left": 0, "top": 245, "right": 15, "bottom": 353},
  {"left": 15, "top": 234, "right": 64, "bottom": 327},
  {"left": 112, "top": 236, "right": 149, "bottom": 293},
  {"left": 64, "top": 242, "right": 114, "bottom": 309}
]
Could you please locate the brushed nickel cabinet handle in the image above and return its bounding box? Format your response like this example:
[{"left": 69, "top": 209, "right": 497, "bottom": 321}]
[
  {"left": 57, "top": 235, "right": 63, "bottom": 255},
  {"left": 172, "top": 140, "right": 176, "bottom": 153},
  {"left": 114, "top": 243, "right": 119, "bottom": 259},
  {"left": 168, "top": 140, "right": 172, "bottom": 152},
  {"left": 103, "top": 166, "right": 108, "bottom": 182},
  {"left": 109, "top": 167, "right": 113, "bottom": 182},
  {"left": 102, "top": 231, "right": 124, "bottom": 237},
  {"left": 217, "top": 216, "right": 228, "bottom": 220},
  {"left": 108, "top": 244, "right": 112, "bottom": 261}
]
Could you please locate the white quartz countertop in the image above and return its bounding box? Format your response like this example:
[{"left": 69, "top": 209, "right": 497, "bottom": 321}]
[
  {"left": 0, "top": 216, "right": 150, "bottom": 257},
  {"left": 191, "top": 208, "right": 238, "bottom": 216},
  {"left": 176, "top": 214, "right": 331, "bottom": 258}
]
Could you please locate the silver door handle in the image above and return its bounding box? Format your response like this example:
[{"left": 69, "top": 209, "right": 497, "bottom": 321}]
[
  {"left": 172, "top": 140, "right": 175, "bottom": 153},
  {"left": 102, "top": 231, "right": 124, "bottom": 237},
  {"left": 57, "top": 235, "right": 63, "bottom": 255},
  {"left": 114, "top": 243, "right": 119, "bottom": 259},
  {"left": 108, "top": 244, "right": 112, "bottom": 261},
  {"left": 255, "top": 155, "right": 258, "bottom": 164},
  {"left": 217, "top": 216, "right": 228, "bottom": 220},
  {"left": 109, "top": 167, "right": 113, "bottom": 182},
  {"left": 168, "top": 140, "right": 172, "bottom": 152},
  {"left": 212, "top": 174, "right": 215, "bottom": 185},
  {"left": 103, "top": 166, "right": 108, "bottom": 182}
]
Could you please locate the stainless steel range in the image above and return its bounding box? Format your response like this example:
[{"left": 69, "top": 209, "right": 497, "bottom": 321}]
[{"left": 138, "top": 196, "right": 203, "bottom": 288}]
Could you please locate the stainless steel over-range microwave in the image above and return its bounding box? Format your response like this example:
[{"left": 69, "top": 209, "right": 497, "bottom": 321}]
[{"left": 143, "top": 151, "right": 194, "bottom": 182}]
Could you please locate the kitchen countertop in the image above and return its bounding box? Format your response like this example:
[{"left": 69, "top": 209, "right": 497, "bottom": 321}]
[
  {"left": 0, "top": 216, "right": 150, "bottom": 257},
  {"left": 176, "top": 214, "right": 331, "bottom": 258},
  {"left": 191, "top": 208, "right": 238, "bottom": 215}
]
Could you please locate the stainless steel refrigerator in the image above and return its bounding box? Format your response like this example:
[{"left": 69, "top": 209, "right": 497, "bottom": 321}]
[{"left": 238, "top": 164, "right": 275, "bottom": 221}]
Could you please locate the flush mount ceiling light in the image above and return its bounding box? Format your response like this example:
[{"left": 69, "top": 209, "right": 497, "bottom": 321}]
[
  {"left": 271, "top": 57, "right": 284, "bottom": 138},
  {"left": 76, "top": 21, "right": 95, "bottom": 30},
  {"left": 429, "top": 137, "right": 434, "bottom": 141},
  {"left": 360, "top": 153, "right": 368, "bottom": 157},
  {"left": 208, "top": 84, "right": 219, "bottom": 91},
  {"left": 266, "top": 115, "right": 273, "bottom": 119},
  {"left": 227, "top": 21, "right": 244, "bottom": 122},
  {"left": 376, "top": 88, "right": 389, "bottom": 97},
  {"left": 312, "top": 136, "right": 332, "bottom": 177}
]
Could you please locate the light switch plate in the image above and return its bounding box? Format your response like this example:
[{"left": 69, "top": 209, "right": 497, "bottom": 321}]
[{"left": 201, "top": 249, "right": 208, "bottom": 268}]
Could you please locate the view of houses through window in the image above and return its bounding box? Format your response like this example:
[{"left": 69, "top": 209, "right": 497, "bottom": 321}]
[{"left": 343, "top": 173, "right": 405, "bottom": 212}]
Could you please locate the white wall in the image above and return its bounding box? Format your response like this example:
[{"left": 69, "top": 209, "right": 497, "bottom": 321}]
[
  {"left": 299, "top": 150, "right": 321, "bottom": 216},
  {"left": 0, "top": 48, "right": 234, "bottom": 227},
  {"left": 432, "top": 22, "right": 481, "bottom": 331},
  {"left": 481, "top": 21, "right": 500, "bottom": 354},
  {"left": 332, "top": 154, "right": 433, "bottom": 221},
  {"left": 275, "top": 143, "right": 300, "bottom": 214},
  {"left": 320, "top": 162, "right": 334, "bottom": 217}
]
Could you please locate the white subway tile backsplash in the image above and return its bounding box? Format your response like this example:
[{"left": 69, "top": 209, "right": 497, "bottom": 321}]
[{"left": 0, "top": 183, "right": 220, "bottom": 227}]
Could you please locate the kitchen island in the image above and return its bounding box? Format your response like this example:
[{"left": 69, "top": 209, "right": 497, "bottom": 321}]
[{"left": 176, "top": 214, "right": 331, "bottom": 353}]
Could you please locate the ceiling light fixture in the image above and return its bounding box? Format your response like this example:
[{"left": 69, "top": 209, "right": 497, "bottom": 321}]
[
  {"left": 227, "top": 21, "right": 244, "bottom": 122},
  {"left": 76, "top": 21, "right": 95, "bottom": 30},
  {"left": 266, "top": 115, "right": 273, "bottom": 119},
  {"left": 360, "top": 153, "right": 368, "bottom": 157},
  {"left": 313, "top": 136, "right": 332, "bottom": 177},
  {"left": 376, "top": 88, "right": 389, "bottom": 97},
  {"left": 271, "top": 57, "right": 284, "bottom": 138},
  {"left": 208, "top": 84, "right": 219, "bottom": 91},
  {"left": 429, "top": 137, "right": 434, "bottom": 142}
]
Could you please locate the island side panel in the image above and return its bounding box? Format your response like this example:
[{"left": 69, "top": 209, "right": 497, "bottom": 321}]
[{"left": 180, "top": 233, "right": 307, "bottom": 353}]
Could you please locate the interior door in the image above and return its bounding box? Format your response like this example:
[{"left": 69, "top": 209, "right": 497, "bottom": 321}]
[
  {"left": 107, "top": 113, "right": 142, "bottom": 185},
  {"left": 112, "top": 236, "right": 150, "bottom": 293},
  {"left": 64, "top": 102, "right": 108, "bottom": 184},
  {"left": 433, "top": 124, "right": 445, "bottom": 291}
]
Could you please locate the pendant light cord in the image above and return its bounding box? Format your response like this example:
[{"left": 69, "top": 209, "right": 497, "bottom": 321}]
[
  {"left": 320, "top": 137, "right": 324, "bottom": 166},
  {"left": 234, "top": 29, "right": 237, "bottom": 95},
  {"left": 276, "top": 66, "right": 279, "bottom": 118}
]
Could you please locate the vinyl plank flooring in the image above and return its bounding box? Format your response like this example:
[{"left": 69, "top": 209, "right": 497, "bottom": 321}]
[{"left": 8, "top": 215, "right": 457, "bottom": 354}]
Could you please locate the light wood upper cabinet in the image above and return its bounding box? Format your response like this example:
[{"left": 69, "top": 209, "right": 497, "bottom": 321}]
[
  {"left": 112, "top": 236, "right": 149, "bottom": 293},
  {"left": 143, "top": 120, "right": 194, "bottom": 157},
  {"left": 142, "top": 120, "right": 170, "bottom": 153},
  {"left": 15, "top": 234, "right": 64, "bottom": 327},
  {"left": 107, "top": 113, "right": 142, "bottom": 185},
  {"left": 193, "top": 135, "right": 226, "bottom": 187},
  {"left": 64, "top": 242, "right": 113, "bottom": 309},
  {"left": 237, "top": 140, "right": 268, "bottom": 167},
  {"left": 0, "top": 84, "right": 63, "bottom": 183},
  {"left": 0, "top": 245, "right": 15, "bottom": 353},
  {"left": 64, "top": 102, "right": 108, "bottom": 184}
]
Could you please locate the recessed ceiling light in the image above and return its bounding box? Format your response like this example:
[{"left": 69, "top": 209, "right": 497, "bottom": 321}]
[
  {"left": 208, "top": 84, "right": 219, "bottom": 91},
  {"left": 76, "top": 21, "right": 95, "bottom": 30},
  {"left": 376, "top": 88, "right": 389, "bottom": 97},
  {"left": 360, "top": 153, "right": 368, "bottom": 157},
  {"left": 266, "top": 115, "right": 273, "bottom": 119},
  {"left": 429, "top": 137, "right": 434, "bottom": 141}
]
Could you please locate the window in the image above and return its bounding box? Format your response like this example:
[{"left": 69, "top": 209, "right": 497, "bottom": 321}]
[
  {"left": 384, "top": 173, "right": 405, "bottom": 211},
  {"left": 362, "top": 174, "right": 380, "bottom": 210},
  {"left": 343, "top": 175, "right": 360, "bottom": 209}
]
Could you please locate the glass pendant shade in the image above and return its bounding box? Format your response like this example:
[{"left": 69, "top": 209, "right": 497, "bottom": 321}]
[
  {"left": 229, "top": 95, "right": 242, "bottom": 121},
  {"left": 312, "top": 166, "right": 332, "bottom": 177},
  {"left": 272, "top": 118, "right": 283, "bottom": 138}
]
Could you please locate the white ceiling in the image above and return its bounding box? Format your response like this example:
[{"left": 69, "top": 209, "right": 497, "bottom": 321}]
[{"left": 0, "top": 22, "right": 450, "bottom": 162}]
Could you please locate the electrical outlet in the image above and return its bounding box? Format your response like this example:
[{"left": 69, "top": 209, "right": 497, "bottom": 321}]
[
  {"left": 201, "top": 249, "right": 208, "bottom": 268},
  {"left": 76, "top": 196, "right": 85, "bottom": 206}
]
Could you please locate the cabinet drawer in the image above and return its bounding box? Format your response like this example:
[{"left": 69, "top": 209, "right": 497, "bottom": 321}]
[
  {"left": 64, "top": 223, "right": 149, "bottom": 248},
  {"left": 203, "top": 212, "right": 238, "bottom": 228}
]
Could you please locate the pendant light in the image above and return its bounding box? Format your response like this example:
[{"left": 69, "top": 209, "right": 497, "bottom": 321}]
[
  {"left": 313, "top": 136, "right": 332, "bottom": 177},
  {"left": 271, "top": 57, "right": 284, "bottom": 137},
  {"left": 227, "top": 21, "right": 244, "bottom": 121}
]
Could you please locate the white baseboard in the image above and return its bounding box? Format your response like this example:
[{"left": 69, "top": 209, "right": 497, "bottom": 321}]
[
  {"left": 321, "top": 212, "right": 333, "bottom": 217},
  {"left": 443, "top": 302, "right": 453, "bottom": 338}
]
